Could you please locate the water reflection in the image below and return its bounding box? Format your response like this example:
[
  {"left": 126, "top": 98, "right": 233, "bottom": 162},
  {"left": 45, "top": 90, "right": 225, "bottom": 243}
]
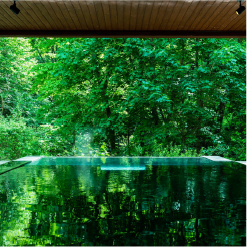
[{"left": 0, "top": 158, "right": 246, "bottom": 246}]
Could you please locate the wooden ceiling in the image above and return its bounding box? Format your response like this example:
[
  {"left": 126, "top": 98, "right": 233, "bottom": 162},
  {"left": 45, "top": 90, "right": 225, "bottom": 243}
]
[{"left": 0, "top": 0, "right": 246, "bottom": 38}]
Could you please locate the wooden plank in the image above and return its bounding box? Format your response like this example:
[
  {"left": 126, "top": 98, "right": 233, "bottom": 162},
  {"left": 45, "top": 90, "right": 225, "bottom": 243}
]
[
  {"left": 188, "top": 0, "right": 212, "bottom": 30},
  {"left": 222, "top": 13, "right": 246, "bottom": 30},
  {"left": 93, "top": 1, "right": 106, "bottom": 30},
  {"left": 136, "top": 1, "right": 146, "bottom": 30},
  {"left": 158, "top": 0, "right": 178, "bottom": 30},
  {"left": 152, "top": 1, "right": 169, "bottom": 30},
  {"left": 2, "top": 0, "right": 38, "bottom": 30},
  {"left": 0, "top": 30, "right": 245, "bottom": 38},
  {"left": 164, "top": 0, "right": 184, "bottom": 30},
  {"left": 0, "top": 15, "right": 11, "bottom": 30},
  {"left": 141, "top": 1, "right": 153, "bottom": 31},
  {"left": 230, "top": 20, "right": 246, "bottom": 31},
  {"left": 18, "top": 1, "right": 45, "bottom": 30},
  {"left": 0, "top": 4, "right": 18, "bottom": 30},
  {"left": 23, "top": 0, "right": 53, "bottom": 30},
  {"left": 0, "top": 3, "right": 24, "bottom": 30},
  {"left": 10, "top": 2, "right": 41, "bottom": 30},
  {"left": 200, "top": 0, "right": 230, "bottom": 31},
  {"left": 117, "top": 1, "right": 124, "bottom": 30},
  {"left": 213, "top": 1, "right": 240, "bottom": 31},
  {"left": 79, "top": 1, "right": 95, "bottom": 30},
  {"left": 225, "top": 11, "right": 246, "bottom": 31},
  {"left": 0, "top": 0, "right": 245, "bottom": 34},
  {"left": 1, "top": 1, "right": 31, "bottom": 30},
  {"left": 123, "top": 0, "right": 131, "bottom": 30},
  {"left": 102, "top": 0, "right": 112, "bottom": 30},
  {"left": 141, "top": 0, "right": 155, "bottom": 30},
  {"left": 177, "top": 0, "right": 199, "bottom": 30},
  {"left": 190, "top": 1, "right": 216, "bottom": 30},
  {"left": 179, "top": 1, "right": 207, "bottom": 30},
  {"left": 64, "top": 0, "right": 83, "bottom": 30},
  {"left": 109, "top": 1, "right": 118, "bottom": 30},
  {"left": 202, "top": 0, "right": 231, "bottom": 30},
  {"left": 54, "top": 0, "right": 77, "bottom": 30},
  {"left": 33, "top": 1, "right": 60, "bottom": 30},
  {"left": 129, "top": 0, "right": 139, "bottom": 30},
  {"left": 42, "top": 0, "right": 66, "bottom": 30},
  {"left": 87, "top": 1, "right": 100, "bottom": 30},
  {"left": 171, "top": 1, "right": 192, "bottom": 31},
  {"left": 71, "top": 1, "right": 89, "bottom": 30},
  {"left": 147, "top": 1, "right": 161, "bottom": 30}
]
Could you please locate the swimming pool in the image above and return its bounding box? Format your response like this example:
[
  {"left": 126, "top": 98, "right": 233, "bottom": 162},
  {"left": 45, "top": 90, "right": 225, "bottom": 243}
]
[{"left": 0, "top": 157, "right": 246, "bottom": 246}]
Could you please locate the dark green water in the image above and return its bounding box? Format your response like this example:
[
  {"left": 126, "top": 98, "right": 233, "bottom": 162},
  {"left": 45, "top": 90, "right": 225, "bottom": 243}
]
[{"left": 0, "top": 157, "right": 246, "bottom": 246}]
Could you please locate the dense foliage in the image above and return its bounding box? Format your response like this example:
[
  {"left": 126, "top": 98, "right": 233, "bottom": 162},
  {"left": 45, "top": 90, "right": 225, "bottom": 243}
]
[{"left": 0, "top": 38, "right": 246, "bottom": 160}]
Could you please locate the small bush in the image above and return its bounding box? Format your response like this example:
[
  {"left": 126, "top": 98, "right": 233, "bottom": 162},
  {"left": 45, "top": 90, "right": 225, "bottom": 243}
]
[
  {"left": 0, "top": 117, "right": 43, "bottom": 160},
  {"left": 0, "top": 117, "right": 75, "bottom": 160}
]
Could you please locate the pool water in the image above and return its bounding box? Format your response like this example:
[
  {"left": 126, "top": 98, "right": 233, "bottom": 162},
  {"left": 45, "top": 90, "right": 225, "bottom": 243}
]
[{"left": 0, "top": 157, "right": 246, "bottom": 246}]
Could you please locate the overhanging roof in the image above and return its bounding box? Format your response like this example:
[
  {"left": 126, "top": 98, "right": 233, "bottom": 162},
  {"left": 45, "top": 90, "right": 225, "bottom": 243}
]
[{"left": 0, "top": 0, "right": 246, "bottom": 38}]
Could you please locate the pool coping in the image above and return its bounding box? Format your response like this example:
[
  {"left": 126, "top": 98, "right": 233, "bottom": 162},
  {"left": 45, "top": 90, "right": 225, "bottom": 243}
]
[
  {"left": 14, "top": 156, "right": 43, "bottom": 162},
  {"left": 11, "top": 156, "right": 233, "bottom": 160},
  {"left": 1, "top": 156, "right": 246, "bottom": 165},
  {"left": 12, "top": 155, "right": 233, "bottom": 161},
  {"left": 236, "top": 161, "right": 246, "bottom": 165},
  {"left": 0, "top": 161, "right": 9, "bottom": 165},
  {"left": 201, "top": 156, "right": 232, "bottom": 162}
]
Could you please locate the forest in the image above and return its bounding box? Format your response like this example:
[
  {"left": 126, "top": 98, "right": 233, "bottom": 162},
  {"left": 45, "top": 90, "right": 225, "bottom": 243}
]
[{"left": 0, "top": 38, "right": 246, "bottom": 160}]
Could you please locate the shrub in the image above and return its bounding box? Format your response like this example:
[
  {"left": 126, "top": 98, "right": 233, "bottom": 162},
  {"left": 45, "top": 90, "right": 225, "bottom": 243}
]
[{"left": 0, "top": 117, "right": 42, "bottom": 160}]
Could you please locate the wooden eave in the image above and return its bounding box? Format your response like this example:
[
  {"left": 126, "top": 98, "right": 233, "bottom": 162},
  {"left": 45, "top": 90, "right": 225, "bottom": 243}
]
[{"left": 0, "top": 0, "right": 246, "bottom": 38}]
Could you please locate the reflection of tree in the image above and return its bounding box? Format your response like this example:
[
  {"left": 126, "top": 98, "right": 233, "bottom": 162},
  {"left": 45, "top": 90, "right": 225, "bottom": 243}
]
[{"left": 0, "top": 160, "right": 245, "bottom": 246}]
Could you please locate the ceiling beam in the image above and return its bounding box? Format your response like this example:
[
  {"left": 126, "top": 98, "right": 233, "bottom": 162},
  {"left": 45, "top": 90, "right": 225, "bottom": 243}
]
[{"left": 0, "top": 30, "right": 245, "bottom": 38}]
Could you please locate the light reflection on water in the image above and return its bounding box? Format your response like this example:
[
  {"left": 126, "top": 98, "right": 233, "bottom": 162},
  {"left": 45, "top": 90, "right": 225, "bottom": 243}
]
[{"left": 0, "top": 157, "right": 246, "bottom": 246}]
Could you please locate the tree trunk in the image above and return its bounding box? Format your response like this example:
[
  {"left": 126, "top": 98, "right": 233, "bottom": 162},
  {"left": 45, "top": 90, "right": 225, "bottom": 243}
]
[
  {"left": 179, "top": 40, "right": 186, "bottom": 147},
  {"left": 196, "top": 98, "right": 203, "bottom": 154},
  {"left": 216, "top": 101, "right": 226, "bottom": 135},
  {"left": 72, "top": 129, "right": 76, "bottom": 148},
  {"left": 35, "top": 47, "right": 45, "bottom": 63},
  {"left": 103, "top": 79, "right": 116, "bottom": 152},
  {"left": 151, "top": 107, "right": 159, "bottom": 126},
  {"left": 0, "top": 93, "right": 3, "bottom": 116},
  {"left": 106, "top": 106, "right": 116, "bottom": 151},
  {"left": 195, "top": 39, "right": 203, "bottom": 154}
]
